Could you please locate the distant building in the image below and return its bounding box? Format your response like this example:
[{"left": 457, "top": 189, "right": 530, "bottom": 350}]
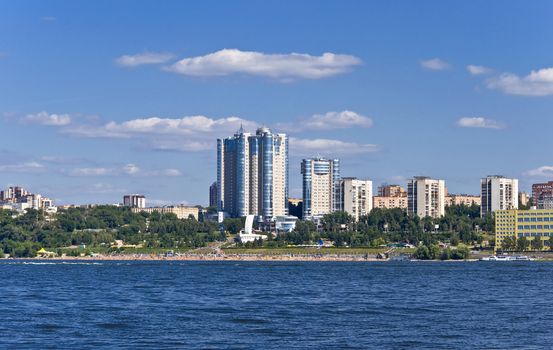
[
  {"left": 480, "top": 175, "right": 518, "bottom": 217},
  {"left": 123, "top": 194, "right": 146, "bottom": 208},
  {"left": 132, "top": 205, "right": 199, "bottom": 220},
  {"left": 407, "top": 177, "right": 446, "bottom": 218},
  {"left": 336, "top": 177, "right": 373, "bottom": 221},
  {"left": 532, "top": 181, "right": 553, "bottom": 209},
  {"left": 301, "top": 157, "right": 340, "bottom": 219},
  {"left": 495, "top": 208, "right": 553, "bottom": 251},
  {"left": 377, "top": 184, "right": 406, "bottom": 197},
  {"left": 445, "top": 194, "right": 481, "bottom": 207},
  {"left": 209, "top": 182, "right": 218, "bottom": 208},
  {"left": 372, "top": 196, "right": 408, "bottom": 210},
  {"left": 0, "top": 186, "right": 55, "bottom": 212},
  {"left": 217, "top": 126, "right": 288, "bottom": 218},
  {"left": 519, "top": 192, "right": 530, "bottom": 207}
]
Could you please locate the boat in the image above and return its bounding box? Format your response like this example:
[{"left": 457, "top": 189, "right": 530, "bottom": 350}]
[{"left": 480, "top": 255, "right": 534, "bottom": 261}]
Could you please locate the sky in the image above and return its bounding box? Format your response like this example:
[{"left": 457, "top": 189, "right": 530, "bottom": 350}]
[{"left": 1, "top": 0, "right": 553, "bottom": 206}]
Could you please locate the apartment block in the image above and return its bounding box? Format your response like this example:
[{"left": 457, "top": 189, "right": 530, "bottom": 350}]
[
  {"left": 480, "top": 175, "right": 518, "bottom": 217},
  {"left": 407, "top": 177, "right": 446, "bottom": 218}
]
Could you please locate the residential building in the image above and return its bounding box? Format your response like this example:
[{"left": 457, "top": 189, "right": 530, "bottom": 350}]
[
  {"left": 301, "top": 157, "right": 340, "bottom": 219},
  {"left": 445, "top": 194, "right": 481, "bottom": 207},
  {"left": 377, "top": 184, "right": 406, "bottom": 197},
  {"left": 0, "top": 186, "right": 55, "bottom": 212},
  {"left": 209, "top": 182, "right": 218, "bottom": 208},
  {"left": 132, "top": 205, "right": 199, "bottom": 220},
  {"left": 407, "top": 176, "right": 446, "bottom": 218},
  {"left": 372, "top": 196, "right": 408, "bottom": 210},
  {"left": 217, "top": 126, "right": 288, "bottom": 218},
  {"left": 495, "top": 208, "right": 553, "bottom": 251},
  {"left": 336, "top": 177, "right": 373, "bottom": 221},
  {"left": 123, "top": 194, "right": 146, "bottom": 209},
  {"left": 518, "top": 192, "right": 530, "bottom": 207},
  {"left": 480, "top": 175, "right": 518, "bottom": 217},
  {"left": 532, "top": 181, "right": 553, "bottom": 209}
]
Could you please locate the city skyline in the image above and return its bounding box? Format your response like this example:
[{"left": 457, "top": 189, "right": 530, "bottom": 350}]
[{"left": 2, "top": 1, "right": 553, "bottom": 205}]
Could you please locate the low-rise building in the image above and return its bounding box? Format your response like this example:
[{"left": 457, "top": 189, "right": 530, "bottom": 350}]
[
  {"left": 132, "top": 205, "right": 199, "bottom": 220},
  {"left": 495, "top": 208, "right": 553, "bottom": 250},
  {"left": 372, "top": 196, "right": 408, "bottom": 210},
  {"left": 445, "top": 194, "right": 481, "bottom": 207}
]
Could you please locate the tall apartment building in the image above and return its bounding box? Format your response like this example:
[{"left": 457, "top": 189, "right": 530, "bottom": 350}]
[
  {"left": 480, "top": 175, "right": 518, "bottom": 217},
  {"left": 407, "top": 177, "right": 446, "bottom": 218},
  {"left": 532, "top": 181, "right": 553, "bottom": 209},
  {"left": 301, "top": 157, "right": 340, "bottom": 219},
  {"left": 123, "top": 194, "right": 146, "bottom": 209},
  {"left": 209, "top": 182, "right": 218, "bottom": 208},
  {"left": 217, "top": 126, "right": 288, "bottom": 218},
  {"left": 336, "top": 177, "right": 373, "bottom": 221}
]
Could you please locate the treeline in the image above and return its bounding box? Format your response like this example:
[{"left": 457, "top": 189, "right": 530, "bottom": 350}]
[
  {"left": 0, "top": 206, "right": 223, "bottom": 257},
  {"left": 277, "top": 205, "right": 493, "bottom": 248}
]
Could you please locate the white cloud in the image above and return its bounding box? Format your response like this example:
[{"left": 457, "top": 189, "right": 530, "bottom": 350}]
[
  {"left": 115, "top": 52, "right": 175, "bottom": 67},
  {"left": 420, "top": 58, "right": 451, "bottom": 71},
  {"left": 467, "top": 64, "right": 491, "bottom": 75},
  {"left": 525, "top": 166, "right": 553, "bottom": 177},
  {"left": 302, "top": 110, "right": 373, "bottom": 130},
  {"left": 290, "top": 137, "right": 378, "bottom": 156},
  {"left": 23, "top": 111, "right": 71, "bottom": 126},
  {"left": 486, "top": 67, "right": 553, "bottom": 96},
  {"left": 165, "top": 49, "right": 361, "bottom": 80},
  {"left": 456, "top": 117, "right": 505, "bottom": 129},
  {"left": 68, "top": 164, "right": 182, "bottom": 177},
  {"left": 0, "top": 162, "right": 46, "bottom": 173}
]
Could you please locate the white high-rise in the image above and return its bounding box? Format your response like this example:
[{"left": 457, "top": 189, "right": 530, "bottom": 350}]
[
  {"left": 336, "top": 177, "right": 373, "bottom": 221},
  {"left": 480, "top": 175, "right": 518, "bottom": 217},
  {"left": 407, "top": 177, "right": 446, "bottom": 218},
  {"left": 301, "top": 157, "right": 340, "bottom": 219},
  {"left": 217, "top": 126, "right": 288, "bottom": 219}
]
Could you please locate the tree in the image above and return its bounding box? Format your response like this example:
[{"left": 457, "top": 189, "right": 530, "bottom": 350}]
[
  {"left": 501, "top": 236, "right": 516, "bottom": 251},
  {"left": 531, "top": 235, "right": 544, "bottom": 251},
  {"left": 517, "top": 237, "right": 530, "bottom": 251}
]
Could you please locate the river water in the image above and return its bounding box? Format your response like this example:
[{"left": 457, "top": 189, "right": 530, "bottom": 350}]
[{"left": 1, "top": 260, "right": 551, "bottom": 349}]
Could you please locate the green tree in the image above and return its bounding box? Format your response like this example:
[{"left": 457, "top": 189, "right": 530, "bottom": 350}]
[
  {"left": 531, "top": 235, "right": 544, "bottom": 251},
  {"left": 517, "top": 237, "right": 530, "bottom": 251}
]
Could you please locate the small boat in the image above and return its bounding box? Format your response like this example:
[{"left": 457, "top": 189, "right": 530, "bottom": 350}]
[{"left": 480, "top": 255, "right": 533, "bottom": 261}]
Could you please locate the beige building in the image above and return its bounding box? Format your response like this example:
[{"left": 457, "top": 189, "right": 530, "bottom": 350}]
[
  {"left": 132, "top": 205, "right": 199, "bottom": 220},
  {"left": 445, "top": 194, "right": 481, "bottom": 207},
  {"left": 372, "top": 196, "right": 408, "bottom": 210},
  {"left": 407, "top": 176, "right": 446, "bottom": 218},
  {"left": 378, "top": 184, "right": 406, "bottom": 197},
  {"left": 336, "top": 178, "right": 373, "bottom": 220},
  {"left": 481, "top": 175, "right": 518, "bottom": 217}
]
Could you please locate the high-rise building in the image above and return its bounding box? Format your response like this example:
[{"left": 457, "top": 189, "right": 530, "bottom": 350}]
[
  {"left": 480, "top": 175, "right": 518, "bottom": 217},
  {"left": 123, "top": 194, "right": 146, "bottom": 209},
  {"left": 336, "top": 177, "right": 373, "bottom": 221},
  {"left": 532, "top": 181, "right": 553, "bottom": 209},
  {"left": 217, "top": 126, "right": 288, "bottom": 218},
  {"left": 301, "top": 157, "right": 340, "bottom": 219},
  {"left": 209, "top": 182, "right": 218, "bottom": 208},
  {"left": 407, "top": 176, "right": 446, "bottom": 218}
]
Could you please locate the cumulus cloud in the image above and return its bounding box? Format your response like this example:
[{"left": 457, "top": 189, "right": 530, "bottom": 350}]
[
  {"left": 115, "top": 52, "right": 175, "bottom": 67},
  {"left": 420, "top": 58, "right": 451, "bottom": 71},
  {"left": 486, "top": 67, "right": 553, "bottom": 96},
  {"left": 0, "top": 162, "right": 46, "bottom": 173},
  {"left": 467, "top": 65, "right": 491, "bottom": 75},
  {"left": 23, "top": 111, "right": 71, "bottom": 126},
  {"left": 525, "top": 166, "right": 553, "bottom": 177},
  {"left": 456, "top": 117, "right": 505, "bottom": 129},
  {"left": 303, "top": 110, "right": 373, "bottom": 130},
  {"left": 165, "top": 49, "right": 361, "bottom": 80},
  {"left": 290, "top": 137, "right": 378, "bottom": 156}
]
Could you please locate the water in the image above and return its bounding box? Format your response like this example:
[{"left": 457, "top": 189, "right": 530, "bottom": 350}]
[{"left": 1, "top": 261, "right": 552, "bottom": 349}]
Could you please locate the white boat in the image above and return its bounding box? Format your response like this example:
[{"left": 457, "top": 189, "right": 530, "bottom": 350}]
[{"left": 480, "top": 255, "right": 534, "bottom": 261}]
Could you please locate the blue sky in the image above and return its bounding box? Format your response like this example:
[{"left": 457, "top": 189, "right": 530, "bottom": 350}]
[{"left": 1, "top": 0, "right": 553, "bottom": 206}]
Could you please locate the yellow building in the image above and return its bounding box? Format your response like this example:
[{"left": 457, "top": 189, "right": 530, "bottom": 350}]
[{"left": 495, "top": 209, "right": 553, "bottom": 251}]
